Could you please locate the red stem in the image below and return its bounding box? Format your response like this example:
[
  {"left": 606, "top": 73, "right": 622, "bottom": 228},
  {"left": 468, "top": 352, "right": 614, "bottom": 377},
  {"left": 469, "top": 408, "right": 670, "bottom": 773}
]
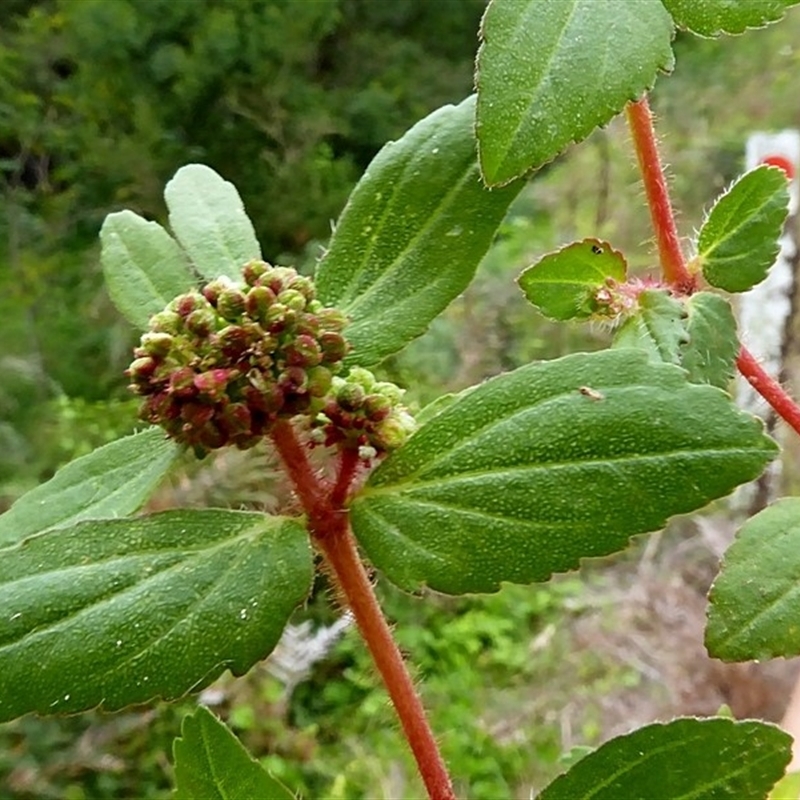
[
  {"left": 625, "top": 97, "right": 696, "bottom": 293},
  {"left": 331, "top": 447, "right": 360, "bottom": 508},
  {"left": 627, "top": 94, "right": 800, "bottom": 448},
  {"left": 737, "top": 347, "right": 800, "bottom": 436},
  {"left": 315, "top": 527, "right": 456, "bottom": 800},
  {"left": 270, "top": 420, "right": 455, "bottom": 800}
]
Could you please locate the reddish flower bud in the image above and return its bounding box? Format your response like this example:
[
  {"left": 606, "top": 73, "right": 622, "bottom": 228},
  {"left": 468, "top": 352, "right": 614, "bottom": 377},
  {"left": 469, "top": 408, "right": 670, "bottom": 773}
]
[
  {"left": 173, "top": 293, "right": 202, "bottom": 318},
  {"left": 285, "top": 334, "right": 322, "bottom": 368},
  {"left": 169, "top": 367, "right": 197, "bottom": 398},
  {"left": 180, "top": 401, "right": 215, "bottom": 428},
  {"left": 194, "top": 369, "right": 231, "bottom": 401},
  {"left": 319, "top": 331, "right": 348, "bottom": 362},
  {"left": 244, "top": 285, "right": 276, "bottom": 322},
  {"left": 242, "top": 260, "right": 269, "bottom": 286},
  {"left": 364, "top": 393, "right": 392, "bottom": 421},
  {"left": 185, "top": 308, "right": 216, "bottom": 337},
  {"left": 127, "top": 356, "right": 158, "bottom": 383}
]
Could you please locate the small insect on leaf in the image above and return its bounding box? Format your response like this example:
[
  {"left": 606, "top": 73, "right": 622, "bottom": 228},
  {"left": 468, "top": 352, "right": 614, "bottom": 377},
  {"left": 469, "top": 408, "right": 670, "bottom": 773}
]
[{"left": 579, "top": 386, "right": 604, "bottom": 401}]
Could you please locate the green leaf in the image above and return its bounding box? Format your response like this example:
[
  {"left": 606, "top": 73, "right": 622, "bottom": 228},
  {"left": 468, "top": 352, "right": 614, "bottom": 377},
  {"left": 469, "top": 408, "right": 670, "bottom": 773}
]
[
  {"left": 612, "top": 289, "right": 686, "bottom": 364},
  {"left": 518, "top": 239, "right": 627, "bottom": 321},
  {"left": 662, "top": 0, "right": 800, "bottom": 37},
  {"left": 612, "top": 290, "right": 739, "bottom": 390},
  {"left": 707, "top": 497, "right": 800, "bottom": 661},
  {"left": 538, "top": 718, "right": 791, "bottom": 800},
  {"left": 475, "top": 0, "right": 674, "bottom": 186},
  {"left": 100, "top": 211, "right": 194, "bottom": 330},
  {"left": 698, "top": 166, "right": 790, "bottom": 293},
  {"left": 350, "top": 350, "right": 776, "bottom": 594},
  {"left": 0, "top": 428, "right": 178, "bottom": 547},
  {"left": 173, "top": 706, "right": 295, "bottom": 800},
  {"left": 164, "top": 164, "right": 261, "bottom": 283},
  {"left": 681, "top": 292, "right": 739, "bottom": 389},
  {"left": 0, "top": 510, "right": 311, "bottom": 721},
  {"left": 315, "top": 95, "right": 523, "bottom": 368}
]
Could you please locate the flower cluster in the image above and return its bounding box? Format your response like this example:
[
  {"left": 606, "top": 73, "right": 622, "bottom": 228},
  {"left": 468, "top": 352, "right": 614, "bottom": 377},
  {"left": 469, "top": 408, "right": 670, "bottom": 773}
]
[
  {"left": 310, "top": 367, "right": 417, "bottom": 461},
  {"left": 127, "top": 261, "right": 348, "bottom": 455}
]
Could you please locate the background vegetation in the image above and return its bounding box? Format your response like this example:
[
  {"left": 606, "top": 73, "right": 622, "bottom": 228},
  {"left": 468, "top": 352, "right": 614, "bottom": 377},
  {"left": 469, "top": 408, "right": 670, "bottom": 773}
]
[{"left": 2, "top": 1, "right": 800, "bottom": 796}]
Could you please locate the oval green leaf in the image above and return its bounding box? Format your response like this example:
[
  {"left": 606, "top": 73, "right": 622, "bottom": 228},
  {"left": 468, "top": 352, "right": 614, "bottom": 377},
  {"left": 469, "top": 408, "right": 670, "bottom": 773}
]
[
  {"left": 350, "top": 350, "right": 776, "bottom": 594},
  {"left": 518, "top": 239, "right": 627, "bottom": 321},
  {"left": 174, "top": 706, "right": 295, "bottom": 800},
  {"left": 681, "top": 292, "right": 739, "bottom": 389},
  {"left": 698, "top": 165, "right": 790, "bottom": 293},
  {"left": 475, "top": 0, "right": 675, "bottom": 186},
  {"left": 0, "top": 427, "right": 179, "bottom": 547},
  {"left": 662, "top": 0, "right": 799, "bottom": 37},
  {"left": 707, "top": 497, "right": 800, "bottom": 661},
  {"left": 612, "top": 290, "right": 738, "bottom": 390},
  {"left": 164, "top": 164, "right": 261, "bottom": 282},
  {"left": 0, "top": 509, "right": 312, "bottom": 721},
  {"left": 538, "top": 718, "right": 791, "bottom": 800},
  {"left": 315, "top": 95, "right": 523, "bottom": 368},
  {"left": 101, "top": 210, "right": 195, "bottom": 330},
  {"left": 612, "top": 289, "right": 686, "bottom": 364}
]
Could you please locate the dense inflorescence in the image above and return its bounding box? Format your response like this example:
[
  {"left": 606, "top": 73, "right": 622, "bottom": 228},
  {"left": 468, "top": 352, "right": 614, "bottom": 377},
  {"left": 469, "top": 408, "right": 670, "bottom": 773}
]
[
  {"left": 127, "top": 260, "right": 348, "bottom": 455},
  {"left": 310, "top": 367, "right": 417, "bottom": 461}
]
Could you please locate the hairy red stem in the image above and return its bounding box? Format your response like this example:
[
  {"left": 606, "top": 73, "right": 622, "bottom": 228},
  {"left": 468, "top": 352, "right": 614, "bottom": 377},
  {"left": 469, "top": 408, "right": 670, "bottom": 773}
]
[
  {"left": 625, "top": 97, "right": 696, "bottom": 293},
  {"left": 737, "top": 347, "right": 800, "bottom": 436},
  {"left": 270, "top": 420, "right": 455, "bottom": 800},
  {"left": 331, "top": 447, "right": 360, "bottom": 508}
]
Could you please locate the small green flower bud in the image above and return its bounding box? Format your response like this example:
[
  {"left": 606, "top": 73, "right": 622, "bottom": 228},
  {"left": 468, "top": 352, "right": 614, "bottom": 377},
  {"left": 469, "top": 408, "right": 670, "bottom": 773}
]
[
  {"left": 150, "top": 310, "right": 183, "bottom": 335},
  {"left": 371, "top": 415, "right": 411, "bottom": 451},
  {"left": 140, "top": 332, "right": 174, "bottom": 359},
  {"left": 244, "top": 285, "right": 276, "bottom": 321},
  {"left": 373, "top": 381, "right": 404, "bottom": 405},
  {"left": 316, "top": 308, "right": 348, "bottom": 332},
  {"left": 364, "top": 393, "right": 392, "bottom": 421},
  {"left": 288, "top": 274, "right": 315, "bottom": 301},
  {"left": 348, "top": 367, "right": 376, "bottom": 391},
  {"left": 218, "top": 288, "right": 247, "bottom": 320},
  {"left": 307, "top": 366, "right": 333, "bottom": 398},
  {"left": 337, "top": 382, "right": 365, "bottom": 411},
  {"left": 277, "top": 289, "right": 306, "bottom": 312}
]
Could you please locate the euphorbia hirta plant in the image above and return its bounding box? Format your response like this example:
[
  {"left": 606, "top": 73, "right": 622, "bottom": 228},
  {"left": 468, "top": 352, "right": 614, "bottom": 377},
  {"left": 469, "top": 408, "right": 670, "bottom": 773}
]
[{"left": 3, "top": 1, "right": 800, "bottom": 798}]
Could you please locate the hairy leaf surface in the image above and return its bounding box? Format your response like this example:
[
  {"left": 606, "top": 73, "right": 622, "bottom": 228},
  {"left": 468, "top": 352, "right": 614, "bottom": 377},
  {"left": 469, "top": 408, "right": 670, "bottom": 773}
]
[
  {"left": 681, "top": 292, "right": 739, "bottom": 389},
  {"left": 707, "top": 498, "right": 800, "bottom": 661},
  {"left": 174, "top": 706, "right": 294, "bottom": 800},
  {"left": 699, "top": 166, "right": 789, "bottom": 293},
  {"left": 0, "top": 428, "right": 178, "bottom": 547},
  {"left": 662, "top": 0, "right": 799, "bottom": 36},
  {"left": 612, "top": 291, "right": 738, "bottom": 390},
  {"left": 315, "top": 95, "right": 522, "bottom": 367},
  {"left": 612, "top": 290, "right": 686, "bottom": 364},
  {"left": 350, "top": 350, "right": 776, "bottom": 594},
  {"left": 538, "top": 718, "right": 790, "bottom": 800},
  {"left": 100, "top": 211, "right": 194, "bottom": 330},
  {"left": 476, "top": 0, "right": 674, "bottom": 185},
  {"left": 518, "top": 239, "right": 627, "bottom": 321},
  {"left": 0, "top": 510, "right": 311, "bottom": 721},
  {"left": 164, "top": 164, "right": 261, "bottom": 282}
]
